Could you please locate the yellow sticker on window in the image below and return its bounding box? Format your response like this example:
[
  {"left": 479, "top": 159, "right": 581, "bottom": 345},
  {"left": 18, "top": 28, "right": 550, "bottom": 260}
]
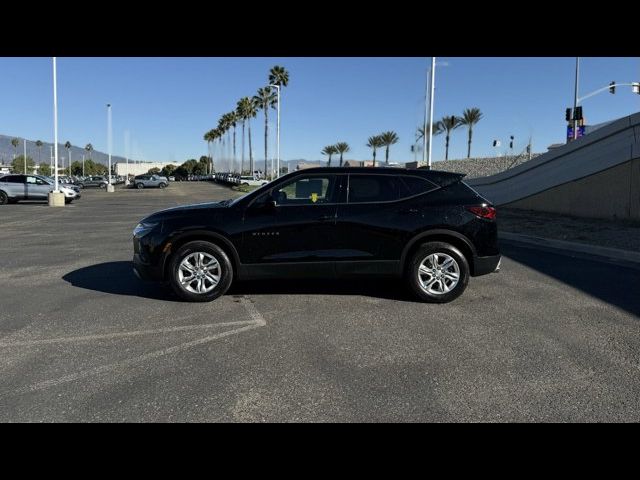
[{"left": 311, "top": 192, "right": 318, "bottom": 203}]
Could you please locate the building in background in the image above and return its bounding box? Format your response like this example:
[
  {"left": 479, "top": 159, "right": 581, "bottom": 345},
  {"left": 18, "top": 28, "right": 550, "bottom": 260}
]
[{"left": 114, "top": 161, "right": 181, "bottom": 176}]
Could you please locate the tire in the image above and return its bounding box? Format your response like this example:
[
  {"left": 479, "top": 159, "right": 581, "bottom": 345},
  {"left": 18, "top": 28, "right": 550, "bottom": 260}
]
[
  {"left": 0, "top": 190, "right": 8, "bottom": 205},
  {"left": 406, "top": 241, "right": 469, "bottom": 303},
  {"left": 136, "top": 183, "right": 144, "bottom": 189},
  {"left": 77, "top": 183, "right": 84, "bottom": 189},
  {"left": 168, "top": 241, "right": 233, "bottom": 302},
  {"left": 159, "top": 183, "right": 167, "bottom": 189},
  {"left": 99, "top": 183, "right": 106, "bottom": 189},
  {"left": 65, "top": 198, "right": 73, "bottom": 204}
]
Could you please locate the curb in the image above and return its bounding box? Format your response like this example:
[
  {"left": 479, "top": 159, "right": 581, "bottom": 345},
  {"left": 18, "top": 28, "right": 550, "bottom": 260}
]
[{"left": 499, "top": 231, "right": 640, "bottom": 265}]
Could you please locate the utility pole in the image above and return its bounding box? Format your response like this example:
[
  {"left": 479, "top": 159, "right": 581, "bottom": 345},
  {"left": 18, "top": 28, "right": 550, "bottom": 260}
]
[{"left": 427, "top": 57, "right": 436, "bottom": 169}]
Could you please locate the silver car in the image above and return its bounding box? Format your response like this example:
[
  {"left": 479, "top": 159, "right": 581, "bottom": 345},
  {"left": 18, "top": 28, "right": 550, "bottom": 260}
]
[
  {"left": 132, "top": 174, "right": 169, "bottom": 189},
  {"left": 0, "top": 174, "right": 80, "bottom": 205}
]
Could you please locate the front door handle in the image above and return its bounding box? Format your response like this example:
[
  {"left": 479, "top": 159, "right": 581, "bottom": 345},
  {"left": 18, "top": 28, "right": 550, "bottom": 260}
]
[{"left": 318, "top": 214, "right": 334, "bottom": 221}]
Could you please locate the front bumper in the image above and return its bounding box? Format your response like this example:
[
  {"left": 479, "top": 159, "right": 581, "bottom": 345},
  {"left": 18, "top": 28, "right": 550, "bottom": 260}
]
[
  {"left": 133, "top": 253, "right": 164, "bottom": 281},
  {"left": 472, "top": 254, "right": 501, "bottom": 276}
]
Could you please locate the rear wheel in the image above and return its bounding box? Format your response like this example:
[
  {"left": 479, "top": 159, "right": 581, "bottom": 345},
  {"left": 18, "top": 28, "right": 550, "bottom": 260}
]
[
  {"left": 136, "top": 183, "right": 144, "bottom": 189},
  {"left": 99, "top": 183, "right": 106, "bottom": 189},
  {"left": 77, "top": 183, "right": 84, "bottom": 189},
  {"left": 159, "top": 183, "right": 167, "bottom": 189},
  {"left": 65, "top": 198, "right": 73, "bottom": 204},
  {"left": 0, "top": 191, "right": 8, "bottom": 205},
  {"left": 168, "top": 241, "right": 233, "bottom": 302},
  {"left": 406, "top": 241, "right": 469, "bottom": 303}
]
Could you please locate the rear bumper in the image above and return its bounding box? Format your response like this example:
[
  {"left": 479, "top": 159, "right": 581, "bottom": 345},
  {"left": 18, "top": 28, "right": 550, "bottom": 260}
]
[
  {"left": 472, "top": 254, "right": 501, "bottom": 276},
  {"left": 132, "top": 253, "right": 164, "bottom": 281}
]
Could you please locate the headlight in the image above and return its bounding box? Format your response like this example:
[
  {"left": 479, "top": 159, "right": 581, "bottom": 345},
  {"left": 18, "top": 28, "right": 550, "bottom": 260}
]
[{"left": 133, "top": 221, "right": 159, "bottom": 237}]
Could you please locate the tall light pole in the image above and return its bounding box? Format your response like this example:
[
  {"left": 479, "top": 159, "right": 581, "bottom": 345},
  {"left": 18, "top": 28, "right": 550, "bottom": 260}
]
[
  {"left": 573, "top": 57, "right": 579, "bottom": 140},
  {"left": 427, "top": 56, "right": 436, "bottom": 169},
  {"left": 107, "top": 103, "right": 114, "bottom": 192},
  {"left": 422, "top": 62, "right": 430, "bottom": 165},
  {"left": 53, "top": 58, "right": 59, "bottom": 192},
  {"left": 23, "top": 139, "right": 27, "bottom": 174},
  {"left": 82, "top": 154, "right": 85, "bottom": 177},
  {"left": 269, "top": 83, "right": 281, "bottom": 178}
]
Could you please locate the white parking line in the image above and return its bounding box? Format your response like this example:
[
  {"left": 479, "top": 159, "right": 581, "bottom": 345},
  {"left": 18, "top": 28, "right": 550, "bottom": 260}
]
[
  {"left": 0, "top": 320, "right": 257, "bottom": 348},
  {"left": 3, "top": 295, "right": 267, "bottom": 396}
]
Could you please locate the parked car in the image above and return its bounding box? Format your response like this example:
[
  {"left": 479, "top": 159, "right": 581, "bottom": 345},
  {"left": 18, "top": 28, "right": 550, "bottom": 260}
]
[
  {"left": 133, "top": 167, "right": 500, "bottom": 303},
  {"left": 168, "top": 176, "right": 176, "bottom": 182},
  {"left": 0, "top": 174, "right": 80, "bottom": 204},
  {"left": 132, "top": 174, "right": 169, "bottom": 189},
  {"left": 76, "top": 176, "right": 109, "bottom": 188},
  {"left": 239, "top": 175, "right": 268, "bottom": 187}
]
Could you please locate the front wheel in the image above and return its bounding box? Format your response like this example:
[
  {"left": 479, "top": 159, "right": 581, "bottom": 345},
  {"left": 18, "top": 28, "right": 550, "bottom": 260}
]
[
  {"left": 136, "top": 183, "right": 144, "bottom": 189},
  {"left": 406, "top": 241, "right": 469, "bottom": 303},
  {"left": 159, "top": 183, "right": 167, "bottom": 189},
  {"left": 168, "top": 241, "right": 233, "bottom": 302},
  {"left": 77, "top": 183, "right": 84, "bottom": 189},
  {"left": 65, "top": 198, "right": 73, "bottom": 204},
  {"left": 99, "top": 183, "right": 106, "bottom": 189},
  {"left": 0, "top": 191, "right": 8, "bottom": 205}
]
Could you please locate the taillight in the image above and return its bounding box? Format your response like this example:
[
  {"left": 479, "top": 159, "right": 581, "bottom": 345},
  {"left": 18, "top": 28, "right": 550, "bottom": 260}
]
[{"left": 466, "top": 205, "right": 496, "bottom": 220}]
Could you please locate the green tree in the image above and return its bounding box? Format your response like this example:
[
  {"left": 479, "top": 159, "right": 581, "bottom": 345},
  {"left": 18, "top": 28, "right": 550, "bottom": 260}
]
[
  {"left": 459, "top": 107, "right": 483, "bottom": 158},
  {"left": 379, "top": 131, "right": 399, "bottom": 165},
  {"left": 161, "top": 164, "right": 176, "bottom": 177},
  {"left": 253, "top": 86, "right": 277, "bottom": 178},
  {"left": 335, "top": 142, "right": 350, "bottom": 167},
  {"left": 268, "top": 65, "right": 289, "bottom": 89},
  {"left": 321, "top": 145, "right": 338, "bottom": 167},
  {"left": 38, "top": 162, "right": 51, "bottom": 177},
  {"left": 439, "top": 116, "right": 462, "bottom": 160},
  {"left": 181, "top": 159, "right": 199, "bottom": 174},
  {"left": 11, "top": 155, "right": 34, "bottom": 174},
  {"left": 11, "top": 138, "right": 19, "bottom": 160},
  {"left": 366, "top": 135, "right": 384, "bottom": 167},
  {"left": 70, "top": 161, "right": 84, "bottom": 175},
  {"left": 148, "top": 167, "right": 161, "bottom": 175}
]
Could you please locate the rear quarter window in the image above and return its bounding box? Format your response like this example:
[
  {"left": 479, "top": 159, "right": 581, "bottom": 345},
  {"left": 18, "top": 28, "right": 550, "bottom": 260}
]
[{"left": 400, "top": 176, "right": 439, "bottom": 198}]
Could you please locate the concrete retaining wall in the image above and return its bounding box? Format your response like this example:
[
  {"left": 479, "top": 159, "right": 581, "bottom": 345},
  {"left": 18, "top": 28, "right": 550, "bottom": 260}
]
[{"left": 467, "top": 112, "right": 640, "bottom": 221}]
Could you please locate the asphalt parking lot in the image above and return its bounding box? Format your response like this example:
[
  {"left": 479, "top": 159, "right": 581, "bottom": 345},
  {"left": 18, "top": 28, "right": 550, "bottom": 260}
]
[{"left": 1, "top": 181, "right": 639, "bottom": 422}]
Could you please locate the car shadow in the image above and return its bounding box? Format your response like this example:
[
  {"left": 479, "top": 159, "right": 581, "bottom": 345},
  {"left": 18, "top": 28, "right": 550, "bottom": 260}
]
[
  {"left": 501, "top": 241, "right": 640, "bottom": 318},
  {"left": 63, "top": 261, "right": 417, "bottom": 303},
  {"left": 62, "top": 261, "right": 180, "bottom": 302}
]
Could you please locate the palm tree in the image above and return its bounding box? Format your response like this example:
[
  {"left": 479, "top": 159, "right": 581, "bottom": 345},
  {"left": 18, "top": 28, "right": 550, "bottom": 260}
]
[
  {"left": 459, "top": 108, "right": 483, "bottom": 158},
  {"left": 204, "top": 130, "right": 216, "bottom": 174},
  {"left": 35, "top": 140, "right": 43, "bottom": 165},
  {"left": 335, "top": 142, "right": 350, "bottom": 167},
  {"left": 64, "top": 141, "right": 72, "bottom": 175},
  {"left": 85, "top": 143, "right": 93, "bottom": 161},
  {"left": 217, "top": 116, "right": 230, "bottom": 172},
  {"left": 379, "top": 131, "right": 399, "bottom": 165},
  {"left": 321, "top": 145, "right": 338, "bottom": 167},
  {"left": 253, "top": 86, "right": 277, "bottom": 178},
  {"left": 11, "top": 138, "right": 19, "bottom": 160},
  {"left": 439, "top": 116, "right": 462, "bottom": 161},
  {"left": 236, "top": 97, "right": 257, "bottom": 175},
  {"left": 366, "top": 135, "right": 384, "bottom": 167},
  {"left": 416, "top": 122, "right": 444, "bottom": 141},
  {"left": 229, "top": 112, "right": 238, "bottom": 171},
  {"left": 236, "top": 100, "right": 247, "bottom": 174},
  {"left": 268, "top": 65, "right": 289, "bottom": 89}
]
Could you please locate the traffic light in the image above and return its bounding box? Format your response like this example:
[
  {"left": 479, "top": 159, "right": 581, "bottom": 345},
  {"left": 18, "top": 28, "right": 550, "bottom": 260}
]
[
  {"left": 565, "top": 108, "right": 572, "bottom": 122},
  {"left": 509, "top": 136, "right": 514, "bottom": 149},
  {"left": 574, "top": 106, "right": 583, "bottom": 121},
  {"left": 492, "top": 140, "right": 500, "bottom": 147},
  {"left": 609, "top": 81, "right": 616, "bottom": 94},
  {"left": 633, "top": 83, "right": 640, "bottom": 94}
]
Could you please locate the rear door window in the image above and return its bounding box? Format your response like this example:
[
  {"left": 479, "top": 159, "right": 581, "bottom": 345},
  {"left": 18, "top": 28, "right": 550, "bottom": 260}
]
[
  {"left": 347, "top": 175, "right": 402, "bottom": 203},
  {"left": 399, "top": 176, "right": 438, "bottom": 198}
]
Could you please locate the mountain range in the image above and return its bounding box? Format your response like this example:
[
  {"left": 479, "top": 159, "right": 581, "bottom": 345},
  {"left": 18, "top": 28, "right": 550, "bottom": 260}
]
[{"left": 0, "top": 134, "right": 125, "bottom": 167}]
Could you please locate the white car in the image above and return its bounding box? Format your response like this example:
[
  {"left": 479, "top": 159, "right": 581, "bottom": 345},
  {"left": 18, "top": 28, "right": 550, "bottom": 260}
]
[{"left": 239, "top": 176, "right": 268, "bottom": 187}]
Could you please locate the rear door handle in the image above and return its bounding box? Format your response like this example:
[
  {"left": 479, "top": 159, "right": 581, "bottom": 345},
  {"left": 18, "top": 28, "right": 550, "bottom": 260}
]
[
  {"left": 318, "top": 214, "right": 334, "bottom": 221},
  {"left": 399, "top": 208, "right": 419, "bottom": 214}
]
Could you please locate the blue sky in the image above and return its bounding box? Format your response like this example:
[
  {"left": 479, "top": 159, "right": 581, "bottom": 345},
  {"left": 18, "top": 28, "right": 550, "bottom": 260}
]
[{"left": 0, "top": 57, "right": 638, "bottom": 164}]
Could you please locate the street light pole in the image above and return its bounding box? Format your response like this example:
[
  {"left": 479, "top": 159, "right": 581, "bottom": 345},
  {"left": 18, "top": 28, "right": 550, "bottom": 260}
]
[
  {"left": 269, "top": 83, "right": 281, "bottom": 179},
  {"left": 573, "top": 57, "right": 579, "bottom": 140},
  {"left": 53, "top": 58, "right": 59, "bottom": 192},
  {"left": 107, "top": 103, "right": 114, "bottom": 192},
  {"left": 422, "top": 62, "right": 430, "bottom": 165},
  {"left": 82, "top": 154, "right": 85, "bottom": 177},
  {"left": 23, "top": 139, "right": 27, "bottom": 174},
  {"left": 427, "top": 56, "right": 436, "bottom": 169}
]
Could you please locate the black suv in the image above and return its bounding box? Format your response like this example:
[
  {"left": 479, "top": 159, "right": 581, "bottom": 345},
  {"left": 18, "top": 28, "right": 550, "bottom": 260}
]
[{"left": 132, "top": 167, "right": 500, "bottom": 303}]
